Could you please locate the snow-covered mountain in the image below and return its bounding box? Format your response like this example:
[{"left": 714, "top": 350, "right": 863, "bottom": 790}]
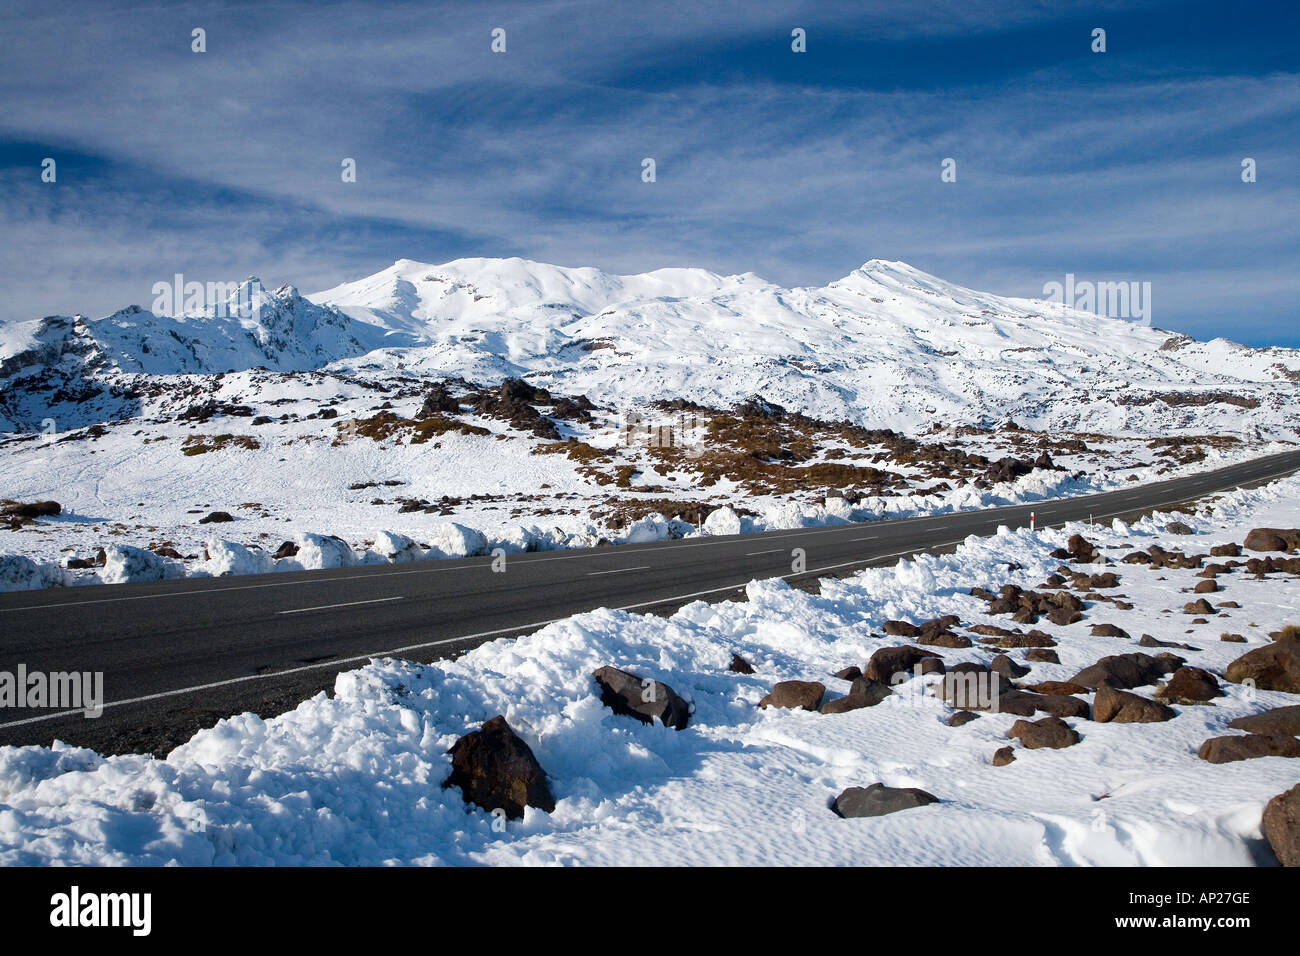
[
  {"left": 2, "top": 257, "right": 1298, "bottom": 436},
  {"left": 0, "top": 279, "right": 418, "bottom": 380}
]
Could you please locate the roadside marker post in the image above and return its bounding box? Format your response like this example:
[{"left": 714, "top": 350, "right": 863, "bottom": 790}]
[{"left": 1030, "top": 511, "right": 1036, "bottom": 532}]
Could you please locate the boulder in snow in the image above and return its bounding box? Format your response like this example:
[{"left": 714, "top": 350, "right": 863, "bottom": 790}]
[
  {"left": 831, "top": 783, "right": 939, "bottom": 818},
  {"left": 443, "top": 715, "right": 555, "bottom": 819},
  {"left": 592, "top": 666, "right": 691, "bottom": 731}
]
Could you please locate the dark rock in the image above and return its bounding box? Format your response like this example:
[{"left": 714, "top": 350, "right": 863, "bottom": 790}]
[
  {"left": 1024, "top": 648, "right": 1060, "bottom": 664},
  {"left": 1193, "top": 579, "right": 1219, "bottom": 594},
  {"left": 443, "top": 715, "right": 556, "bottom": 819},
  {"left": 992, "top": 746, "right": 1016, "bottom": 766},
  {"left": 882, "top": 620, "right": 921, "bottom": 637},
  {"left": 917, "top": 630, "right": 972, "bottom": 648},
  {"left": 1090, "top": 623, "right": 1130, "bottom": 639},
  {"left": 1228, "top": 705, "right": 1300, "bottom": 736},
  {"left": 1030, "top": 694, "right": 1091, "bottom": 719},
  {"left": 1070, "top": 652, "right": 1184, "bottom": 690},
  {"left": 1166, "top": 521, "right": 1195, "bottom": 535},
  {"left": 759, "top": 680, "right": 825, "bottom": 712},
  {"left": 417, "top": 383, "right": 461, "bottom": 418},
  {"left": 948, "top": 710, "right": 980, "bottom": 727},
  {"left": 1046, "top": 608, "right": 1083, "bottom": 627},
  {"left": 1263, "top": 784, "right": 1300, "bottom": 867},
  {"left": 1209, "top": 543, "right": 1241, "bottom": 557},
  {"left": 1093, "top": 685, "right": 1176, "bottom": 723},
  {"left": 990, "top": 654, "right": 1030, "bottom": 679},
  {"left": 273, "top": 540, "right": 299, "bottom": 559},
  {"left": 834, "top": 666, "right": 863, "bottom": 681},
  {"left": 1243, "top": 528, "right": 1300, "bottom": 553},
  {"left": 1065, "top": 534, "right": 1100, "bottom": 562},
  {"left": 1156, "top": 666, "right": 1222, "bottom": 703},
  {"left": 935, "top": 667, "right": 1009, "bottom": 711},
  {"left": 831, "top": 783, "right": 939, "bottom": 818},
  {"left": 1008, "top": 715, "right": 1080, "bottom": 749},
  {"left": 1197, "top": 734, "right": 1300, "bottom": 764},
  {"left": 728, "top": 653, "right": 755, "bottom": 675},
  {"left": 1025, "top": 680, "right": 1090, "bottom": 696},
  {"left": 198, "top": 511, "right": 235, "bottom": 524},
  {"left": 821, "top": 678, "right": 892, "bottom": 714},
  {"left": 593, "top": 666, "right": 691, "bottom": 730},
  {"left": 864, "top": 646, "right": 944, "bottom": 683},
  {"left": 1224, "top": 635, "right": 1300, "bottom": 693},
  {"left": 2, "top": 500, "right": 61, "bottom": 518}
]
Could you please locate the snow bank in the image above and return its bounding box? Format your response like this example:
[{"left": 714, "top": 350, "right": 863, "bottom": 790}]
[
  {"left": 0, "top": 554, "right": 67, "bottom": 592},
  {"left": 621, "top": 513, "right": 672, "bottom": 543},
  {"left": 291, "top": 533, "right": 358, "bottom": 570},
  {"left": 368, "top": 530, "right": 425, "bottom": 563},
  {"left": 702, "top": 505, "right": 742, "bottom": 536},
  {"left": 101, "top": 544, "right": 184, "bottom": 584},
  {"left": 194, "top": 539, "right": 276, "bottom": 577},
  {"left": 429, "top": 522, "right": 489, "bottom": 558}
]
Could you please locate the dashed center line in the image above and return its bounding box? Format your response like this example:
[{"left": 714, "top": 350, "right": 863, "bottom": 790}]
[
  {"left": 745, "top": 548, "right": 784, "bottom": 556},
  {"left": 278, "top": 596, "right": 403, "bottom": 615},
  {"left": 849, "top": 535, "right": 880, "bottom": 541},
  {"left": 587, "top": 566, "right": 650, "bottom": 576}
]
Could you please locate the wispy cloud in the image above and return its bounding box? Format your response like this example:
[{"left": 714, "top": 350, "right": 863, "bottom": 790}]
[{"left": 0, "top": 0, "right": 1296, "bottom": 344}]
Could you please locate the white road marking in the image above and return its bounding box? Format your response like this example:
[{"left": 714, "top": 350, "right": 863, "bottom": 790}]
[
  {"left": 849, "top": 535, "right": 879, "bottom": 541},
  {"left": 277, "top": 596, "right": 404, "bottom": 615},
  {"left": 587, "top": 566, "right": 650, "bottom": 576},
  {"left": 745, "top": 548, "right": 784, "bottom": 555}
]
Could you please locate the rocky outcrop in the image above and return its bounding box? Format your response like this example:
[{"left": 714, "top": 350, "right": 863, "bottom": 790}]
[
  {"left": 1069, "top": 652, "right": 1183, "bottom": 690},
  {"left": 1008, "top": 715, "right": 1080, "bottom": 749},
  {"left": 593, "top": 666, "right": 691, "bottom": 730},
  {"left": 1224, "top": 636, "right": 1300, "bottom": 693},
  {"left": 1243, "top": 528, "right": 1300, "bottom": 552},
  {"left": 831, "top": 783, "right": 939, "bottom": 818},
  {"left": 443, "top": 715, "right": 556, "bottom": 819},
  {"left": 759, "top": 680, "right": 825, "bottom": 712},
  {"left": 1093, "top": 685, "right": 1176, "bottom": 723},
  {"left": 1197, "top": 734, "right": 1300, "bottom": 764},
  {"left": 1263, "top": 784, "right": 1300, "bottom": 867}
]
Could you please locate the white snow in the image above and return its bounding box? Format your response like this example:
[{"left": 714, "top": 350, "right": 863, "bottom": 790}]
[
  {"left": 100, "top": 544, "right": 184, "bottom": 585},
  {"left": 428, "top": 522, "right": 489, "bottom": 559},
  {"left": 0, "top": 554, "right": 66, "bottom": 591},
  {"left": 3, "top": 472, "right": 1299, "bottom": 866}
]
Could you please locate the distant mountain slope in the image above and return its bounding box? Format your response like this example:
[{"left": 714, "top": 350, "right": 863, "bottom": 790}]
[
  {"left": 0, "top": 279, "right": 419, "bottom": 380},
  {"left": 311, "top": 257, "right": 1300, "bottom": 436},
  {"left": 2, "top": 258, "right": 1297, "bottom": 437}
]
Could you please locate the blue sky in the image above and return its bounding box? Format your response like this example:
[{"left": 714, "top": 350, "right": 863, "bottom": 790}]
[{"left": 1, "top": 0, "right": 1296, "bottom": 344}]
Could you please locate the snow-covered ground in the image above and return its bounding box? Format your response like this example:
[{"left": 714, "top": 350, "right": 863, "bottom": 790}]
[
  {"left": 3, "top": 472, "right": 1297, "bottom": 865},
  {"left": 0, "top": 382, "right": 1288, "bottom": 590}
]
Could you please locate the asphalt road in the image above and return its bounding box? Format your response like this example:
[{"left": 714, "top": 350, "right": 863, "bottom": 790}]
[{"left": 3, "top": 448, "right": 1299, "bottom": 755}]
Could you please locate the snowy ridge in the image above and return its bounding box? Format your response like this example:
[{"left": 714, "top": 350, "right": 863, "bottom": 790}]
[{"left": 1, "top": 256, "right": 1297, "bottom": 437}]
